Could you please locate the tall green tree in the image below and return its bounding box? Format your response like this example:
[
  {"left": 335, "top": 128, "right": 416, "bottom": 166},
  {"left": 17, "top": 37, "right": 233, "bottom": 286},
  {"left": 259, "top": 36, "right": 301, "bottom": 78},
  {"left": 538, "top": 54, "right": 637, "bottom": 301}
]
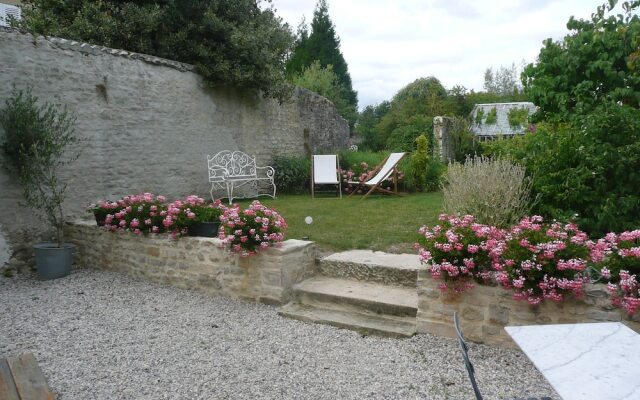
[
  {"left": 376, "top": 77, "right": 447, "bottom": 152},
  {"left": 17, "top": 0, "right": 294, "bottom": 101},
  {"left": 523, "top": 0, "right": 640, "bottom": 121},
  {"left": 286, "top": 0, "right": 358, "bottom": 117}
]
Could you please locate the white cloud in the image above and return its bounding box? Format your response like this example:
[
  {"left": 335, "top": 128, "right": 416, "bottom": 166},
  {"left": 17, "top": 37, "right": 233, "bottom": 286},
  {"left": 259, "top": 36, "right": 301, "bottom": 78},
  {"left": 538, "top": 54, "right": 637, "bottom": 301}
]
[{"left": 272, "top": 0, "right": 609, "bottom": 109}]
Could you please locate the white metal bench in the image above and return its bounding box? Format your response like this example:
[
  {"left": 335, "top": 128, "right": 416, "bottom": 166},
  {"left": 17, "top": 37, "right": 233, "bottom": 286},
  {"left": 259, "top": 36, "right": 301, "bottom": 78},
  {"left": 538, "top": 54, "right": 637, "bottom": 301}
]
[{"left": 207, "top": 150, "right": 276, "bottom": 204}]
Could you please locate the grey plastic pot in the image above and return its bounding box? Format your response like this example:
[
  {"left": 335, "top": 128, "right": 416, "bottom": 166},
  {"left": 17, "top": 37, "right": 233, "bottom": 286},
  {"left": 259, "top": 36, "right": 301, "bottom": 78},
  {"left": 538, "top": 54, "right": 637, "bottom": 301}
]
[{"left": 33, "top": 242, "right": 76, "bottom": 280}]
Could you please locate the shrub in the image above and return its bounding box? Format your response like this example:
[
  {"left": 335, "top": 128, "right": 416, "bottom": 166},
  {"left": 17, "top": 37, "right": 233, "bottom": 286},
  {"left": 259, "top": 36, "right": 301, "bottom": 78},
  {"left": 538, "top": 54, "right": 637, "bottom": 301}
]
[
  {"left": 591, "top": 230, "right": 640, "bottom": 316},
  {"left": 417, "top": 215, "right": 640, "bottom": 315},
  {"left": 91, "top": 193, "right": 168, "bottom": 235},
  {"left": 495, "top": 217, "right": 591, "bottom": 305},
  {"left": 485, "top": 105, "right": 640, "bottom": 236},
  {"left": 416, "top": 214, "right": 505, "bottom": 293},
  {"left": 271, "top": 155, "right": 310, "bottom": 194},
  {"left": 443, "top": 156, "right": 534, "bottom": 227},
  {"left": 424, "top": 158, "right": 445, "bottom": 193},
  {"left": 168, "top": 195, "right": 227, "bottom": 228},
  {"left": 219, "top": 200, "right": 287, "bottom": 256},
  {"left": 90, "top": 193, "right": 228, "bottom": 237},
  {"left": 410, "top": 135, "right": 428, "bottom": 192}
]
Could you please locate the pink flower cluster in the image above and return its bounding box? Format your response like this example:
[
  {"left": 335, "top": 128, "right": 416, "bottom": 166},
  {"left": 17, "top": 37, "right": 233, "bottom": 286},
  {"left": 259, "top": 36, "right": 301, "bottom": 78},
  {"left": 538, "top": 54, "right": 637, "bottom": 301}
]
[
  {"left": 89, "top": 193, "right": 227, "bottom": 238},
  {"left": 590, "top": 230, "right": 640, "bottom": 315},
  {"left": 90, "top": 193, "right": 168, "bottom": 235},
  {"left": 418, "top": 215, "right": 640, "bottom": 314},
  {"left": 415, "top": 214, "right": 504, "bottom": 293},
  {"left": 416, "top": 215, "right": 591, "bottom": 304},
  {"left": 218, "top": 200, "right": 287, "bottom": 257},
  {"left": 495, "top": 217, "right": 590, "bottom": 305}
]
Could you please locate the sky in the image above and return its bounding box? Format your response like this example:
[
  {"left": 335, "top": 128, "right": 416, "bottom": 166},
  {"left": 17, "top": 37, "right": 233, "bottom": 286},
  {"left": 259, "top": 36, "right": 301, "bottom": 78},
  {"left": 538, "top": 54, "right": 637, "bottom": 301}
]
[{"left": 271, "top": 0, "right": 615, "bottom": 109}]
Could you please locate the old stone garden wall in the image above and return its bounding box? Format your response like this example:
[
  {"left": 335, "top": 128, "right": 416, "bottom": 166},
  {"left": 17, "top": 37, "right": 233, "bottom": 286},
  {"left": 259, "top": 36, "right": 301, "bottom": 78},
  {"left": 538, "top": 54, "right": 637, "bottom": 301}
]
[
  {"left": 0, "top": 28, "right": 348, "bottom": 269},
  {"left": 65, "top": 221, "right": 317, "bottom": 305},
  {"left": 417, "top": 270, "right": 640, "bottom": 346}
]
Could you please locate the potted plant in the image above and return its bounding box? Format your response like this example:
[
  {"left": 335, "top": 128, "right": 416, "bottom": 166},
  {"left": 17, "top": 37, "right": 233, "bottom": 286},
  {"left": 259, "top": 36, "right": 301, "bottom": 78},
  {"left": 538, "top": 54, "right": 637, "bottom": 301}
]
[
  {"left": 169, "top": 195, "right": 227, "bottom": 237},
  {"left": 0, "top": 86, "right": 81, "bottom": 280}
]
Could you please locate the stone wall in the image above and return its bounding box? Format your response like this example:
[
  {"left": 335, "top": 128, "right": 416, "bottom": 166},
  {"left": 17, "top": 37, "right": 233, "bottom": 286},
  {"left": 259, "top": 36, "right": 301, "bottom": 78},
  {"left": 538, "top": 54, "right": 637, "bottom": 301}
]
[
  {"left": 0, "top": 27, "right": 348, "bottom": 269},
  {"left": 65, "top": 221, "right": 317, "bottom": 305},
  {"left": 417, "top": 270, "right": 640, "bottom": 346}
]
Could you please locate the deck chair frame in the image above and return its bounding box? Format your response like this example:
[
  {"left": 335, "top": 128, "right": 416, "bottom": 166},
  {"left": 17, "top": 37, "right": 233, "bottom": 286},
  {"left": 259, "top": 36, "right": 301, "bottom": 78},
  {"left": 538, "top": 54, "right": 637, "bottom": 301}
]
[
  {"left": 311, "top": 155, "right": 342, "bottom": 198},
  {"left": 348, "top": 152, "right": 406, "bottom": 199}
]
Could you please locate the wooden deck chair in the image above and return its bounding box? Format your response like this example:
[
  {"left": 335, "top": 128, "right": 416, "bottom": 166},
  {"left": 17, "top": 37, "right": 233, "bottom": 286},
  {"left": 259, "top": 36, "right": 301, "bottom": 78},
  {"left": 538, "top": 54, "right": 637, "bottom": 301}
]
[
  {"left": 348, "top": 152, "right": 406, "bottom": 199},
  {"left": 311, "top": 155, "right": 342, "bottom": 198}
]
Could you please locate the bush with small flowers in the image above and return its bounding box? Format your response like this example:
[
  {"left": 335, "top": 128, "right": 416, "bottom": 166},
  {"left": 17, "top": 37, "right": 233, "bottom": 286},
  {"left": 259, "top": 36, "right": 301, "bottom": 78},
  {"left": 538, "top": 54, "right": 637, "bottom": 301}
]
[
  {"left": 219, "top": 200, "right": 287, "bottom": 256},
  {"left": 415, "top": 214, "right": 505, "bottom": 293}
]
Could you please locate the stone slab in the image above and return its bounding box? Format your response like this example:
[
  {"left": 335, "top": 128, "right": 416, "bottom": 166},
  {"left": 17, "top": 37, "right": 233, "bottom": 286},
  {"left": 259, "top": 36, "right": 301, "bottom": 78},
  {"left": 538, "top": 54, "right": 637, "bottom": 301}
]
[
  {"left": 294, "top": 276, "right": 417, "bottom": 317},
  {"left": 323, "top": 250, "right": 422, "bottom": 270},
  {"left": 278, "top": 303, "right": 416, "bottom": 338},
  {"left": 319, "top": 250, "right": 423, "bottom": 287},
  {"left": 505, "top": 322, "right": 640, "bottom": 400}
]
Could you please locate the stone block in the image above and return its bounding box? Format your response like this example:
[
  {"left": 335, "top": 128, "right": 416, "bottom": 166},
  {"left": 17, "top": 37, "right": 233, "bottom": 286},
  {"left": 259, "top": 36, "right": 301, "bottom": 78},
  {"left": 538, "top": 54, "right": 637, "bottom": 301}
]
[
  {"left": 261, "top": 270, "right": 281, "bottom": 287},
  {"left": 461, "top": 305, "right": 485, "bottom": 321},
  {"left": 488, "top": 304, "right": 509, "bottom": 325},
  {"left": 586, "top": 309, "right": 622, "bottom": 322}
]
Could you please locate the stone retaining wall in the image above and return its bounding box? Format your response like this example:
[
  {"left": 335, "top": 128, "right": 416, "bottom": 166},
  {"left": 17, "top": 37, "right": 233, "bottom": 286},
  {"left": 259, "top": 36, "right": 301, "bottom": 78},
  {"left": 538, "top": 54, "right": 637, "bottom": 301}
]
[
  {"left": 417, "top": 270, "right": 640, "bottom": 346},
  {"left": 65, "top": 221, "right": 316, "bottom": 305}
]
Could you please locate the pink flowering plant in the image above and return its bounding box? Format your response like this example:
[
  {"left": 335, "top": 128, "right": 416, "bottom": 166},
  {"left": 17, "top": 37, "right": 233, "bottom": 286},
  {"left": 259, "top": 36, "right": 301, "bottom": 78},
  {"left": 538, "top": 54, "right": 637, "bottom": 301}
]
[
  {"left": 340, "top": 161, "right": 404, "bottom": 195},
  {"left": 495, "top": 217, "right": 591, "bottom": 305},
  {"left": 94, "top": 193, "right": 168, "bottom": 235},
  {"left": 88, "top": 200, "right": 123, "bottom": 226},
  {"left": 590, "top": 230, "right": 640, "bottom": 315},
  {"left": 219, "top": 200, "right": 287, "bottom": 256},
  {"left": 169, "top": 195, "right": 227, "bottom": 229},
  {"left": 416, "top": 214, "right": 505, "bottom": 293}
]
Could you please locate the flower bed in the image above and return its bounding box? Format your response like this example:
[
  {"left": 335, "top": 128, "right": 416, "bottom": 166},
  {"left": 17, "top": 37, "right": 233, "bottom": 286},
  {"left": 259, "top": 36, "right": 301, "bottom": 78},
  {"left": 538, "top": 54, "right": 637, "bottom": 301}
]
[
  {"left": 416, "top": 215, "right": 639, "bottom": 345},
  {"left": 89, "top": 194, "right": 285, "bottom": 254}
]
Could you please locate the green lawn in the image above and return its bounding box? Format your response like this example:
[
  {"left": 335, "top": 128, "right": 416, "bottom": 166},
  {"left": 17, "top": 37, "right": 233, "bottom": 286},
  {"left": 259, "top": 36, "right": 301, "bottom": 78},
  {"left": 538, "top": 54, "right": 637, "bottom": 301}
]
[{"left": 253, "top": 192, "right": 443, "bottom": 253}]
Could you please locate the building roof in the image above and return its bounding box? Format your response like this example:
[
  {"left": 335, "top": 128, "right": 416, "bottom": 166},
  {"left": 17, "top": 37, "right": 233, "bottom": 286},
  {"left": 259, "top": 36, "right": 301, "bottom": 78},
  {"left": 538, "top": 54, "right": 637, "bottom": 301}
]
[{"left": 469, "top": 102, "right": 537, "bottom": 137}]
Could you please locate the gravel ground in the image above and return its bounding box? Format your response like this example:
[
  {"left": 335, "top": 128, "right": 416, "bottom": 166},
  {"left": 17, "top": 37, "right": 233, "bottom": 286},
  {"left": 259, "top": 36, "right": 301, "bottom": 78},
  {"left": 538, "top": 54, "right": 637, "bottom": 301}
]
[{"left": 0, "top": 267, "right": 559, "bottom": 400}]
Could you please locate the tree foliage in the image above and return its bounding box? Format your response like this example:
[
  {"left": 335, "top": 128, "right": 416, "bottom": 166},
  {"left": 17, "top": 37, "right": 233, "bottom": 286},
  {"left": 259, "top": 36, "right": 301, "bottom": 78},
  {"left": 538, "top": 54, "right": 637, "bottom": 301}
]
[
  {"left": 286, "top": 0, "right": 357, "bottom": 120},
  {"left": 483, "top": 63, "right": 525, "bottom": 99},
  {"left": 486, "top": 104, "right": 640, "bottom": 236},
  {"left": 523, "top": 0, "right": 640, "bottom": 121},
  {"left": 293, "top": 61, "right": 357, "bottom": 126},
  {"left": 0, "top": 87, "right": 81, "bottom": 246},
  {"left": 485, "top": 0, "right": 640, "bottom": 236},
  {"left": 355, "top": 102, "right": 390, "bottom": 151},
  {"left": 17, "top": 0, "right": 294, "bottom": 101},
  {"left": 375, "top": 77, "right": 447, "bottom": 152}
]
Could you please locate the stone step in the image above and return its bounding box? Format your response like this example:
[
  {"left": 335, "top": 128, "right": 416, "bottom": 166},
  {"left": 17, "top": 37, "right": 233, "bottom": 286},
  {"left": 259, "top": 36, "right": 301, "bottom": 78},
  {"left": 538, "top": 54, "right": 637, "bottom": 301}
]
[
  {"left": 293, "top": 276, "right": 417, "bottom": 318},
  {"left": 318, "top": 250, "right": 422, "bottom": 287},
  {"left": 278, "top": 303, "right": 416, "bottom": 338}
]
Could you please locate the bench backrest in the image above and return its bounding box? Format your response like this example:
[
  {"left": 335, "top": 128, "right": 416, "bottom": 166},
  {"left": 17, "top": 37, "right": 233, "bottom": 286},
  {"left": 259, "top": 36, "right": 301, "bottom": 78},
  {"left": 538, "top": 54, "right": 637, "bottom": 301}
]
[{"left": 207, "top": 150, "right": 258, "bottom": 183}]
